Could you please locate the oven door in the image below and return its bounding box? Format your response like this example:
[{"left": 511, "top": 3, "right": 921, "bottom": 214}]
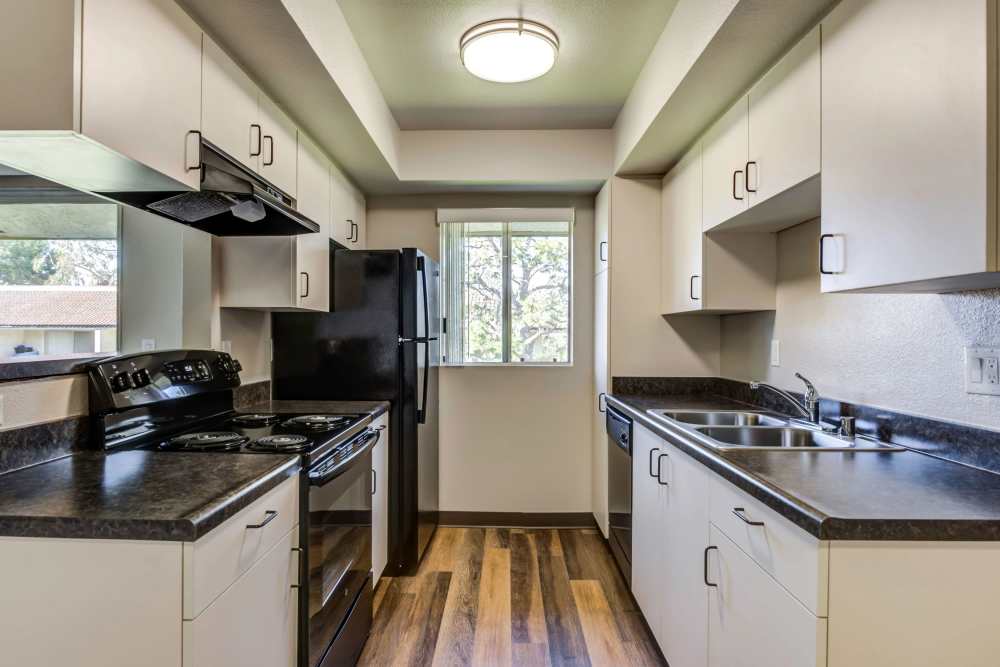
[{"left": 303, "top": 433, "right": 375, "bottom": 667}]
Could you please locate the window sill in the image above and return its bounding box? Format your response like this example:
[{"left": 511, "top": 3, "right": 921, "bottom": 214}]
[
  {"left": 0, "top": 354, "right": 108, "bottom": 383},
  {"left": 441, "top": 362, "right": 574, "bottom": 368}
]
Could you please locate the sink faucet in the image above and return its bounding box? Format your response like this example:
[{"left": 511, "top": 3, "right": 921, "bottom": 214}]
[{"left": 749, "top": 373, "right": 820, "bottom": 424}]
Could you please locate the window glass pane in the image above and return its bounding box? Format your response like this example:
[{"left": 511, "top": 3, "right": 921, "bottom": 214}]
[
  {"left": 462, "top": 222, "right": 504, "bottom": 363},
  {"left": 510, "top": 221, "right": 570, "bottom": 363},
  {"left": 0, "top": 204, "right": 118, "bottom": 360}
]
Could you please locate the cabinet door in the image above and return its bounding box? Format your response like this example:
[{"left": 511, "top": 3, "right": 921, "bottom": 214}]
[
  {"left": 708, "top": 525, "right": 827, "bottom": 667},
  {"left": 219, "top": 237, "right": 295, "bottom": 309},
  {"left": 592, "top": 269, "right": 610, "bottom": 535},
  {"left": 295, "top": 135, "right": 331, "bottom": 311},
  {"left": 659, "top": 441, "right": 710, "bottom": 667},
  {"left": 595, "top": 181, "right": 610, "bottom": 274},
  {"left": 702, "top": 98, "right": 748, "bottom": 231},
  {"left": 372, "top": 414, "right": 389, "bottom": 584},
  {"left": 81, "top": 0, "right": 203, "bottom": 189},
  {"left": 747, "top": 25, "right": 820, "bottom": 207},
  {"left": 350, "top": 189, "right": 367, "bottom": 249},
  {"left": 630, "top": 423, "right": 665, "bottom": 649},
  {"left": 821, "top": 0, "right": 992, "bottom": 292},
  {"left": 259, "top": 94, "right": 298, "bottom": 197},
  {"left": 330, "top": 163, "right": 354, "bottom": 245},
  {"left": 661, "top": 143, "right": 704, "bottom": 314},
  {"left": 202, "top": 36, "right": 261, "bottom": 172},
  {"left": 183, "top": 526, "right": 298, "bottom": 667}
]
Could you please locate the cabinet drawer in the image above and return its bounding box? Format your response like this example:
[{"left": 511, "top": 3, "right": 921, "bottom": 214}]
[
  {"left": 709, "top": 476, "right": 828, "bottom": 615},
  {"left": 183, "top": 526, "right": 298, "bottom": 667},
  {"left": 708, "top": 525, "right": 827, "bottom": 667},
  {"left": 183, "top": 475, "right": 299, "bottom": 619}
]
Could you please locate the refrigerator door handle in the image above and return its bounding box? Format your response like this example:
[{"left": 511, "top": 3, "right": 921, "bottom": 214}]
[{"left": 417, "top": 339, "right": 429, "bottom": 424}]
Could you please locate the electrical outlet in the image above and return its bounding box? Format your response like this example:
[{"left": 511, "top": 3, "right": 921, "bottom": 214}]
[
  {"left": 770, "top": 339, "right": 781, "bottom": 367},
  {"left": 966, "top": 347, "right": 1000, "bottom": 395},
  {"left": 141, "top": 338, "right": 156, "bottom": 352}
]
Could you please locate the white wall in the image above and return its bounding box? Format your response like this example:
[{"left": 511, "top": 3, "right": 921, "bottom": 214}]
[
  {"left": 721, "top": 219, "right": 1000, "bottom": 430},
  {"left": 367, "top": 193, "right": 595, "bottom": 513}
]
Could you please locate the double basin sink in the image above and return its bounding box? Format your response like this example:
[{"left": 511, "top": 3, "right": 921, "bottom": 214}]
[{"left": 648, "top": 410, "right": 902, "bottom": 451}]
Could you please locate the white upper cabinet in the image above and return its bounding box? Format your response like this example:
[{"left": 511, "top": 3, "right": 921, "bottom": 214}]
[
  {"left": 259, "top": 94, "right": 298, "bottom": 197},
  {"left": 746, "top": 25, "right": 821, "bottom": 217},
  {"left": 702, "top": 99, "right": 749, "bottom": 231},
  {"left": 202, "top": 35, "right": 297, "bottom": 197},
  {"left": 293, "top": 134, "right": 332, "bottom": 312},
  {"left": 662, "top": 141, "right": 776, "bottom": 315},
  {"left": 821, "top": 0, "right": 997, "bottom": 292},
  {"left": 202, "top": 36, "right": 261, "bottom": 173},
  {"left": 662, "top": 143, "right": 705, "bottom": 313},
  {"left": 595, "top": 181, "right": 610, "bottom": 274},
  {"left": 80, "top": 0, "right": 203, "bottom": 190},
  {"left": 330, "top": 161, "right": 364, "bottom": 247}
]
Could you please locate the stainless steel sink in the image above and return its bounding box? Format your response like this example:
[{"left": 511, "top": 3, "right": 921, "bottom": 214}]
[
  {"left": 694, "top": 426, "right": 902, "bottom": 451},
  {"left": 650, "top": 410, "right": 787, "bottom": 427}
]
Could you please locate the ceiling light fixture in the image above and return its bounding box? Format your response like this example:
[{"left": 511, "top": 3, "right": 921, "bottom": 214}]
[{"left": 460, "top": 18, "right": 559, "bottom": 83}]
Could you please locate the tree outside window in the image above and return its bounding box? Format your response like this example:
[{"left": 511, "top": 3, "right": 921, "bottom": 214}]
[{"left": 441, "top": 218, "right": 572, "bottom": 365}]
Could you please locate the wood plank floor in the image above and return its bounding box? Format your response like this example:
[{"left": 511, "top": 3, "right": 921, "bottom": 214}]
[{"left": 358, "top": 527, "right": 665, "bottom": 666}]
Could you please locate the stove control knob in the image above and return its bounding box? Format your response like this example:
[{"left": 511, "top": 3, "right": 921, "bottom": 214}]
[
  {"left": 231, "top": 358, "right": 243, "bottom": 373},
  {"left": 110, "top": 371, "right": 134, "bottom": 393},
  {"left": 130, "top": 368, "right": 152, "bottom": 388}
]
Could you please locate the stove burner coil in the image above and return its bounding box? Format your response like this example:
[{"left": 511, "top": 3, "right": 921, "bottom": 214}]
[{"left": 162, "top": 431, "right": 249, "bottom": 452}]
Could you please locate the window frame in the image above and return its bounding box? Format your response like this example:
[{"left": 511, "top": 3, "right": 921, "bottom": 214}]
[{"left": 439, "top": 212, "right": 574, "bottom": 368}]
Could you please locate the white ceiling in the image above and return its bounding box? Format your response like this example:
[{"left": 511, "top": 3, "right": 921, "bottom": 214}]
[{"left": 337, "top": 0, "right": 678, "bottom": 130}]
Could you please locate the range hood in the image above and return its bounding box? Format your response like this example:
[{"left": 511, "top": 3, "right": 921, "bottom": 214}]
[
  {"left": 102, "top": 139, "right": 319, "bottom": 236},
  {"left": 0, "top": 134, "right": 318, "bottom": 236}
]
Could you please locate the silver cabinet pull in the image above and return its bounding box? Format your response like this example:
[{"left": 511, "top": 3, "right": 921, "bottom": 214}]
[
  {"left": 690, "top": 275, "right": 701, "bottom": 301},
  {"left": 732, "top": 507, "right": 764, "bottom": 526},
  {"left": 732, "top": 169, "right": 744, "bottom": 200},
  {"left": 246, "top": 510, "right": 278, "bottom": 529},
  {"left": 599, "top": 241, "right": 608, "bottom": 262},
  {"left": 744, "top": 161, "right": 758, "bottom": 193},
  {"left": 299, "top": 272, "right": 309, "bottom": 298}
]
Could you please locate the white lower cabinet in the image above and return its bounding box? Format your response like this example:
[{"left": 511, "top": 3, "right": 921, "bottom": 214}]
[
  {"left": 372, "top": 412, "right": 390, "bottom": 583},
  {"left": 630, "top": 423, "right": 710, "bottom": 666},
  {"left": 708, "top": 524, "right": 827, "bottom": 667},
  {"left": 183, "top": 526, "right": 299, "bottom": 667}
]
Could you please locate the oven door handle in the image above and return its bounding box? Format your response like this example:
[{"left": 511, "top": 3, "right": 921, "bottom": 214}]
[{"left": 308, "top": 428, "right": 380, "bottom": 486}]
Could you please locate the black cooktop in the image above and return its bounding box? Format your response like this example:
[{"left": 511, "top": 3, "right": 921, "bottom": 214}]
[{"left": 157, "top": 412, "right": 372, "bottom": 466}]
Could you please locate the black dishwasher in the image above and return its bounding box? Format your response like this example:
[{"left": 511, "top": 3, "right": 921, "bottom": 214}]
[{"left": 606, "top": 405, "right": 632, "bottom": 583}]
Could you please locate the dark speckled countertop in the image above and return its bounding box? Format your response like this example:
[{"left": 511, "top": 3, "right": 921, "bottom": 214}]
[
  {"left": 0, "top": 399, "right": 388, "bottom": 542},
  {"left": 0, "top": 450, "right": 299, "bottom": 541},
  {"left": 609, "top": 393, "right": 1000, "bottom": 541}
]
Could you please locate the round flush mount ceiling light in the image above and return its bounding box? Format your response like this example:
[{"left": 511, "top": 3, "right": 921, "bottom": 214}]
[{"left": 460, "top": 19, "right": 559, "bottom": 83}]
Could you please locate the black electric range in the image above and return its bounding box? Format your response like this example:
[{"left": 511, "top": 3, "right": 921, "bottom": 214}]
[{"left": 88, "top": 349, "right": 379, "bottom": 667}]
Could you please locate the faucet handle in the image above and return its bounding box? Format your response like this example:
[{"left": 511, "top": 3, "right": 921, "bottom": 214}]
[{"left": 795, "top": 373, "right": 818, "bottom": 401}]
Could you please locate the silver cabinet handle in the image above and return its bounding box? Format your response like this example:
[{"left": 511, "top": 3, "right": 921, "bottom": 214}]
[
  {"left": 690, "top": 275, "right": 700, "bottom": 301},
  {"left": 732, "top": 507, "right": 764, "bottom": 526},
  {"left": 371, "top": 468, "right": 377, "bottom": 496},
  {"left": 745, "top": 161, "right": 758, "bottom": 193},
  {"left": 300, "top": 272, "right": 309, "bottom": 298},
  {"left": 597, "top": 392, "right": 606, "bottom": 413},
  {"left": 648, "top": 447, "right": 660, "bottom": 477},
  {"left": 599, "top": 241, "right": 608, "bottom": 262},
  {"left": 246, "top": 510, "right": 278, "bottom": 529},
  {"left": 732, "top": 169, "right": 744, "bottom": 200},
  {"left": 656, "top": 452, "right": 669, "bottom": 485}
]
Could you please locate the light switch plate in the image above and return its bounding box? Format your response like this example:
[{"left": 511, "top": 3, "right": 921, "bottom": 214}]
[
  {"left": 966, "top": 346, "right": 1000, "bottom": 395},
  {"left": 140, "top": 338, "right": 156, "bottom": 351},
  {"left": 770, "top": 339, "right": 781, "bottom": 367}
]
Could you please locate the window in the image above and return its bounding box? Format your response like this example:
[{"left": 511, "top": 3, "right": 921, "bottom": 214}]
[
  {"left": 440, "top": 210, "right": 572, "bottom": 365},
  {"left": 0, "top": 203, "right": 119, "bottom": 361}
]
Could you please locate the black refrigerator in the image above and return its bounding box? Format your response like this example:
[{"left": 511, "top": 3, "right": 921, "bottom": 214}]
[{"left": 271, "top": 248, "right": 440, "bottom": 575}]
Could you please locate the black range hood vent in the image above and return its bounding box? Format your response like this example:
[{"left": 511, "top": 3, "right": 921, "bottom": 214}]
[{"left": 101, "top": 139, "right": 320, "bottom": 237}]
